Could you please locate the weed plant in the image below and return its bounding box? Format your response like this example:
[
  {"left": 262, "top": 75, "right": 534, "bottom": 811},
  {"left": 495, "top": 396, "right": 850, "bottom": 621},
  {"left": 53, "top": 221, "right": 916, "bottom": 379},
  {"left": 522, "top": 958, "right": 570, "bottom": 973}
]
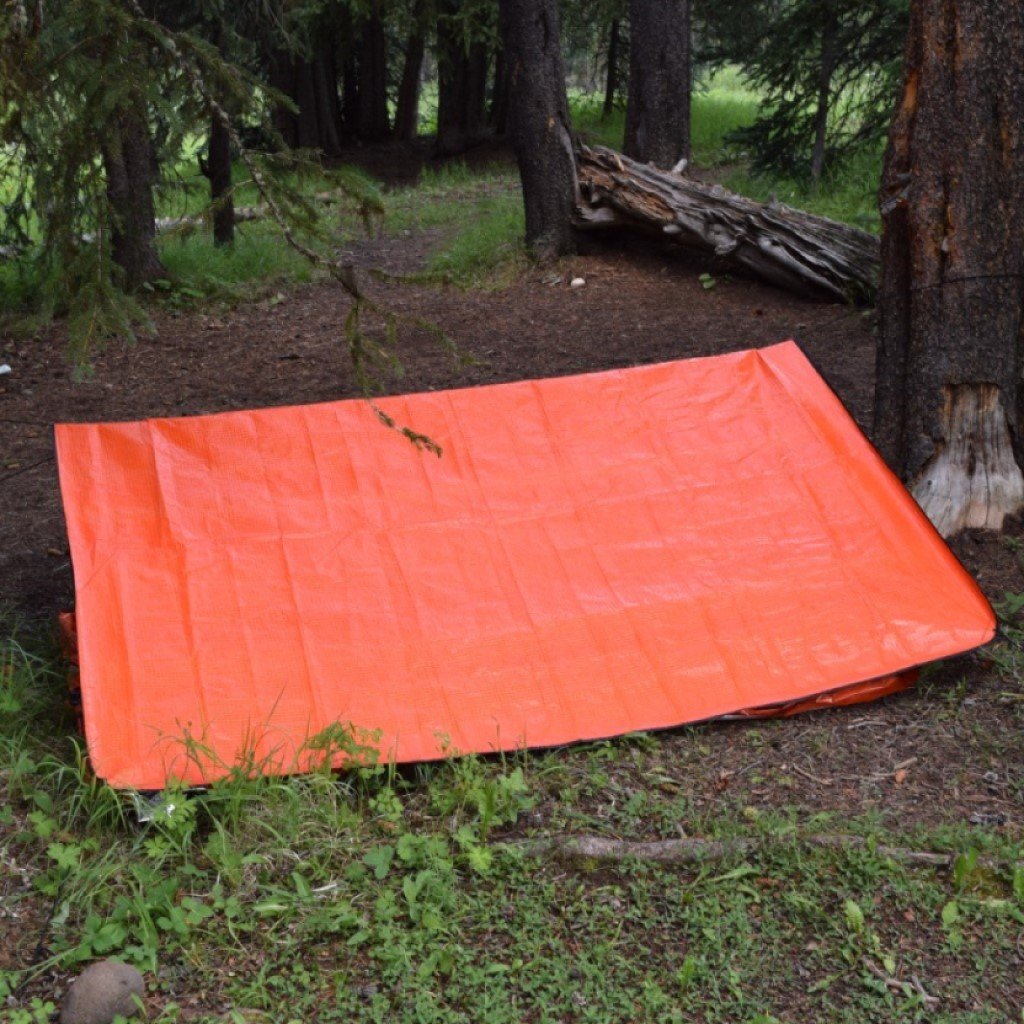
[{"left": 2, "top": 617, "right": 1023, "bottom": 1023}]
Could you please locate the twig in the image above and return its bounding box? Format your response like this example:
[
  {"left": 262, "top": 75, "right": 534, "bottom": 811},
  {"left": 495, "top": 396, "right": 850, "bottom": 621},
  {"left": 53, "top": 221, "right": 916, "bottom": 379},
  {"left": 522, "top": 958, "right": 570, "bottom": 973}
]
[
  {"left": 862, "top": 958, "right": 939, "bottom": 1006},
  {"left": 792, "top": 763, "right": 834, "bottom": 786}
]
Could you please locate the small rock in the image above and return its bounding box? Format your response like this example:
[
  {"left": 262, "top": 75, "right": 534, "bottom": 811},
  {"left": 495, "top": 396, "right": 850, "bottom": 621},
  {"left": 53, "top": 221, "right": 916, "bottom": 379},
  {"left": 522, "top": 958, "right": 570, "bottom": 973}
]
[
  {"left": 61, "top": 960, "right": 144, "bottom": 1024},
  {"left": 969, "top": 810, "right": 1010, "bottom": 827},
  {"left": 0, "top": 364, "right": 11, "bottom": 375},
  {"left": 570, "top": 277, "right": 586, "bottom": 288}
]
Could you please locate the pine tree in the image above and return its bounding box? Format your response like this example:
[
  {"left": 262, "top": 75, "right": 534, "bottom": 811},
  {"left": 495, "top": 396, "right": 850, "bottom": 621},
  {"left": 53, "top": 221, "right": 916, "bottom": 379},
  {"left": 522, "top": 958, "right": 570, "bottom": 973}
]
[{"left": 701, "top": 0, "right": 908, "bottom": 180}]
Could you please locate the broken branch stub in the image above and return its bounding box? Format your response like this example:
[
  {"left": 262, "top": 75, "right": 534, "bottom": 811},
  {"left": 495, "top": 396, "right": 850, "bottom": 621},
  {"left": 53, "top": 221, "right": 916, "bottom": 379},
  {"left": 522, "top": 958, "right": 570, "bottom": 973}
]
[{"left": 574, "top": 144, "right": 880, "bottom": 304}]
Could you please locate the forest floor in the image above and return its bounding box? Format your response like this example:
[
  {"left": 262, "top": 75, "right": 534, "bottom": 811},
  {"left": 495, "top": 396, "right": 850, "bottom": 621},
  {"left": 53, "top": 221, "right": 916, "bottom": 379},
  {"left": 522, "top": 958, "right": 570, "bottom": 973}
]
[{"left": 1, "top": 154, "right": 1023, "bottom": 1023}]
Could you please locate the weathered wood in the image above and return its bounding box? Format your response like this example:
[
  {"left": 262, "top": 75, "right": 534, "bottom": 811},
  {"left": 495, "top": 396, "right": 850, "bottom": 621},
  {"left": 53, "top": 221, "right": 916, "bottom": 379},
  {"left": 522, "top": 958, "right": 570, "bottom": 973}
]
[
  {"left": 575, "top": 144, "right": 879, "bottom": 303},
  {"left": 911, "top": 384, "right": 1024, "bottom": 536},
  {"left": 510, "top": 832, "right": 1015, "bottom": 871}
]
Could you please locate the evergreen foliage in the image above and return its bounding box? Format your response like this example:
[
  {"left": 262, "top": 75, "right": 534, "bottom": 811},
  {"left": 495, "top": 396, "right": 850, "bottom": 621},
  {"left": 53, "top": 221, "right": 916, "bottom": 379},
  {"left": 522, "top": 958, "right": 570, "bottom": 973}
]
[
  {"left": 700, "top": 0, "right": 908, "bottom": 179},
  {"left": 0, "top": 0, "right": 378, "bottom": 366}
]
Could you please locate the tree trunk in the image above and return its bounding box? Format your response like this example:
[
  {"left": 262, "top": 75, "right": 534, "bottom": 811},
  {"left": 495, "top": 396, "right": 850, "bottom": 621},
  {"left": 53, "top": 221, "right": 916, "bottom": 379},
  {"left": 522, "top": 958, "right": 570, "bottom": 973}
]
[
  {"left": 312, "top": 49, "right": 343, "bottom": 156},
  {"left": 576, "top": 145, "right": 878, "bottom": 302},
  {"left": 294, "top": 60, "right": 321, "bottom": 150},
  {"left": 603, "top": 18, "right": 621, "bottom": 118},
  {"left": 358, "top": 5, "right": 390, "bottom": 141},
  {"left": 268, "top": 48, "right": 298, "bottom": 148},
  {"left": 101, "top": 102, "right": 164, "bottom": 289},
  {"left": 498, "top": 0, "right": 578, "bottom": 260},
  {"left": 810, "top": 11, "right": 838, "bottom": 182},
  {"left": 624, "top": 0, "right": 691, "bottom": 169},
  {"left": 205, "top": 112, "right": 234, "bottom": 246},
  {"left": 435, "top": 3, "right": 489, "bottom": 156},
  {"left": 341, "top": 52, "right": 360, "bottom": 140},
  {"left": 874, "top": 0, "right": 1024, "bottom": 536},
  {"left": 394, "top": 7, "right": 426, "bottom": 141},
  {"left": 490, "top": 47, "right": 510, "bottom": 134}
]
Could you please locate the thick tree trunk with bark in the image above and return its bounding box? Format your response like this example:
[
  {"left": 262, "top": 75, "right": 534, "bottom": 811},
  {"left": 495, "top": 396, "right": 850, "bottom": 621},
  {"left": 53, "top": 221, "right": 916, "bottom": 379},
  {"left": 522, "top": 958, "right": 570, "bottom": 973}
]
[
  {"left": 499, "top": 0, "right": 577, "bottom": 260},
  {"left": 874, "top": 0, "right": 1024, "bottom": 536},
  {"left": 624, "top": 0, "right": 691, "bottom": 169},
  {"left": 576, "top": 145, "right": 879, "bottom": 302},
  {"left": 101, "top": 103, "right": 164, "bottom": 289}
]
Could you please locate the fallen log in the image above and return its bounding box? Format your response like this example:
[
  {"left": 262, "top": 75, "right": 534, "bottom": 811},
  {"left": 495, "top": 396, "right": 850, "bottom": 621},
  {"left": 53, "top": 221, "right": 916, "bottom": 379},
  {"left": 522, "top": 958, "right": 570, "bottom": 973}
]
[
  {"left": 575, "top": 144, "right": 880, "bottom": 304},
  {"left": 509, "top": 832, "right": 1016, "bottom": 872}
]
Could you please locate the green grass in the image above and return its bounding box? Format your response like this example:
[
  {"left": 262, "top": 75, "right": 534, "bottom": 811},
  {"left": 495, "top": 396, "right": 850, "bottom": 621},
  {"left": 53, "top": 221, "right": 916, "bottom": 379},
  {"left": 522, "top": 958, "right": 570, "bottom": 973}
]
[
  {"left": 723, "top": 147, "right": 885, "bottom": 233},
  {"left": 156, "top": 222, "right": 316, "bottom": 304},
  {"left": 691, "top": 68, "right": 762, "bottom": 167},
  {"left": 570, "top": 67, "right": 760, "bottom": 166},
  {"left": 569, "top": 66, "right": 879, "bottom": 232},
  {"left": 385, "top": 163, "right": 526, "bottom": 287},
  {"left": 2, "top": 617, "right": 1023, "bottom": 1024},
  {"left": 424, "top": 190, "right": 524, "bottom": 287}
]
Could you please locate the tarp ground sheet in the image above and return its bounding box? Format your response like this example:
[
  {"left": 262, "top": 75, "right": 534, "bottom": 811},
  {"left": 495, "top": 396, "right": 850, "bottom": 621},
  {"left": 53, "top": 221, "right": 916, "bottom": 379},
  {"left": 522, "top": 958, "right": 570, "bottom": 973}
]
[{"left": 56, "top": 341, "right": 995, "bottom": 790}]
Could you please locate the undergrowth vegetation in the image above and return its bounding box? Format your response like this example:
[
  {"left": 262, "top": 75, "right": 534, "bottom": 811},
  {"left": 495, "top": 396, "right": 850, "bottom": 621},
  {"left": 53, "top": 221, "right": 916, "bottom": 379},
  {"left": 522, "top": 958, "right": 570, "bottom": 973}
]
[
  {"left": 2, "top": 614, "right": 1023, "bottom": 1023},
  {"left": 0, "top": 71, "right": 884, "bottom": 335}
]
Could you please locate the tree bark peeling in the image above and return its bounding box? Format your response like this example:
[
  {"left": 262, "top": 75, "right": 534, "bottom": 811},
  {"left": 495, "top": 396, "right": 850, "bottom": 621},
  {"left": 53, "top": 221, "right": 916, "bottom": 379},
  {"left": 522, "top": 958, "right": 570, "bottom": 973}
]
[
  {"left": 912, "top": 384, "right": 1024, "bottom": 535},
  {"left": 874, "top": 0, "right": 1024, "bottom": 535}
]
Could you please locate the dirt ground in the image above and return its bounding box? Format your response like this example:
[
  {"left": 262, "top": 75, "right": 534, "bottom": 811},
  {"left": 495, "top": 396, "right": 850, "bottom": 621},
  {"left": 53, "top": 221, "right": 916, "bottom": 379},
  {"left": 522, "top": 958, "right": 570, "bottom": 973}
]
[{"left": 2, "top": 195, "right": 1023, "bottom": 845}]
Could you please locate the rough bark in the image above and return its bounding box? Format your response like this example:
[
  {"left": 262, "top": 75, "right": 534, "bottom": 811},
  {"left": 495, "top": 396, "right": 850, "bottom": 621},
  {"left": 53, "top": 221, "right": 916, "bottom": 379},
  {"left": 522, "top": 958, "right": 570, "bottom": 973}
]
[
  {"left": 101, "top": 102, "right": 164, "bottom": 289},
  {"left": 624, "top": 0, "right": 691, "bottom": 169},
  {"left": 499, "top": 0, "right": 578, "bottom": 260},
  {"left": 394, "top": 5, "right": 426, "bottom": 141},
  {"left": 874, "top": 0, "right": 1024, "bottom": 536},
  {"left": 576, "top": 145, "right": 878, "bottom": 302}
]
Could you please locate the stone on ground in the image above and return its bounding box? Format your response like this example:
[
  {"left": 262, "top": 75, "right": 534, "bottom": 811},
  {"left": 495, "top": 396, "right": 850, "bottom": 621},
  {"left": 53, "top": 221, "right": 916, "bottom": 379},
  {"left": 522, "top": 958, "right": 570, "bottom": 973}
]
[{"left": 60, "top": 960, "right": 145, "bottom": 1024}]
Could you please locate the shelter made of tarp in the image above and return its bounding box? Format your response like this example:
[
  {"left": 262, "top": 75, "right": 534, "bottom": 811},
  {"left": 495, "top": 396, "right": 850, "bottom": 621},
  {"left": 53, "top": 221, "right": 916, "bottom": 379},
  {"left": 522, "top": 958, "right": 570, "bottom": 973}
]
[{"left": 56, "top": 341, "right": 995, "bottom": 789}]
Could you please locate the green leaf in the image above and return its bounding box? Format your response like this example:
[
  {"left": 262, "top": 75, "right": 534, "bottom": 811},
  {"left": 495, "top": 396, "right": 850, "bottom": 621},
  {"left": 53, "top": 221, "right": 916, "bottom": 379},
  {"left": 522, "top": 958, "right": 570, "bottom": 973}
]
[
  {"left": 843, "top": 899, "right": 864, "bottom": 933},
  {"left": 466, "top": 844, "right": 493, "bottom": 874},
  {"left": 363, "top": 844, "right": 394, "bottom": 880},
  {"left": 941, "top": 900, "right": 960, "bottom": 926},
  {"left": 47, "top": 842, "right": 81, "bottom": 871}
]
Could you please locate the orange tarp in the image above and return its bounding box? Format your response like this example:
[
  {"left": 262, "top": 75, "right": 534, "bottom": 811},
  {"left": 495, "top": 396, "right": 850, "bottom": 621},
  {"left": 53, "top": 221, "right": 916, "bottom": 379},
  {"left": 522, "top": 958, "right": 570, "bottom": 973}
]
[{"left": 56, "top": 341, "right": 995, "bottom": 789}]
